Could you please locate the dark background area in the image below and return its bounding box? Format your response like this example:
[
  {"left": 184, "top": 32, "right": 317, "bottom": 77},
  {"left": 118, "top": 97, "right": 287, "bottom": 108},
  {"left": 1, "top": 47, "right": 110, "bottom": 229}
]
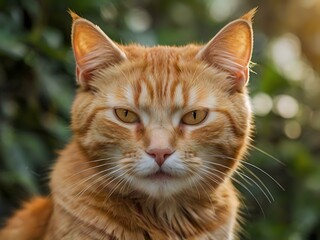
[{"left": 0, "top": 0, "right": 320, "bottom": 239}]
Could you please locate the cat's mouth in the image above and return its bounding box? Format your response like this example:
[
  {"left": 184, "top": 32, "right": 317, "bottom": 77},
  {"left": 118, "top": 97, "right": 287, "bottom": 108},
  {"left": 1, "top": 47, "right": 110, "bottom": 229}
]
[{"left": 147, "top": 170, "right": 172, "bottom": 180}]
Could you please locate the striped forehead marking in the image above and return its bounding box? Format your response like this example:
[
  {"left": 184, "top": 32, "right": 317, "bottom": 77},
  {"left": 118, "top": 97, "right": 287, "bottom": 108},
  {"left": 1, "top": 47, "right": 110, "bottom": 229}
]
[
  {"left": 109, "top": 50, "right": 217, "bottom": 113},
  {"left": 133, "top": 51, "right": 185, "bottom": 108}
]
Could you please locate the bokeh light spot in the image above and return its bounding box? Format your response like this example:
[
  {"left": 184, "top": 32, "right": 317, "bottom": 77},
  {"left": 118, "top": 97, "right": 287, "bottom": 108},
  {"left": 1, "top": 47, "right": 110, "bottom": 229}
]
[
  {"left": 299, "top": 0, "right": 318, "bottom": 9},
  {"left": 271, "top": 33, "right": 304, "bottom": 82},
  {"left": 208, "top": 0, "right": 240, "bottom": 22},
  {"left": 252, "top": 92, "right": 273, "bottom": 116},
  {"left": 101, "top": 4, "right": 118, "bottom": 22},
  {"left": 125, "top": 8, "right": 152, "bottom": 32},
  {"left": 274, "top": 95, "right": 299, "bottom": 119},
  {"left": 284, "top": 120, "right": 302, "bottom": 139}
]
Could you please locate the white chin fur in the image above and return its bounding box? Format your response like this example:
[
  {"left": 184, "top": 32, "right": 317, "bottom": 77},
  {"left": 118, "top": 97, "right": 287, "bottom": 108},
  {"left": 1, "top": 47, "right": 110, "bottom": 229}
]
[{"left": 131, "top": 175, "right": 200, "bottom": 199}]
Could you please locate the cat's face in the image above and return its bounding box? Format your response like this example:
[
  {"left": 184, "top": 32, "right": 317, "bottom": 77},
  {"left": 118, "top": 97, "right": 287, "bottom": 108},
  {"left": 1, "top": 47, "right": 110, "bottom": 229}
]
[{"left": 70, "top": 11, "right": 254, "bottom": 199}]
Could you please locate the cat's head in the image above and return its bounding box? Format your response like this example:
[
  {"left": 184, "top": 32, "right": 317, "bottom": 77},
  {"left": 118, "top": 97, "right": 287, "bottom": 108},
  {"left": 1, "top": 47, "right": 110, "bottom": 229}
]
[{"left": 70, "top": 10, "right": 255, "bottom": 199}]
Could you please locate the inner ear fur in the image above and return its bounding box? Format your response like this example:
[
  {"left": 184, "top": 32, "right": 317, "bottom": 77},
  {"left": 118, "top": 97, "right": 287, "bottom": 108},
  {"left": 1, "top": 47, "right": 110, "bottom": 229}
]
[
  {"left": 70, "top": 11, "right": 127, "bottom": 87},
  {"left": 196, "top": 9, "right": 256, "bottom": 91}
]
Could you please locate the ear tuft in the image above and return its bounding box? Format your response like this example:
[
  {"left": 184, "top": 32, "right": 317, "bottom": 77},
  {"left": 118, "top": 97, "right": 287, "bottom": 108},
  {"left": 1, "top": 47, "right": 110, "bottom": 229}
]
[
  {"left": 68, "top": 9, "right": 81, "bottom": 21},
  {"left": 240, "top": 7, "right": 257, "bottom": 22},
  {"left": 196, "top": 9, "right": 256, "bottom": 91}
]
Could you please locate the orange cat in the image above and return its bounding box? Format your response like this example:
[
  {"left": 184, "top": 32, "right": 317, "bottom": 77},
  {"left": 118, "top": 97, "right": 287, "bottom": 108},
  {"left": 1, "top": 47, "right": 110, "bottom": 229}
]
[{"left": 0, "top": 9, "right": 255, "bottom": 240}]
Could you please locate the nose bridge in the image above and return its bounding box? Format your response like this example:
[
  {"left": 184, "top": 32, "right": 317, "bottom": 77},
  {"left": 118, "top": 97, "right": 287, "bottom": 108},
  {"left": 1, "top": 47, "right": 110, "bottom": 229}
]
[{"left": 147, "top": 127, "right": 173, "bottom": 150}]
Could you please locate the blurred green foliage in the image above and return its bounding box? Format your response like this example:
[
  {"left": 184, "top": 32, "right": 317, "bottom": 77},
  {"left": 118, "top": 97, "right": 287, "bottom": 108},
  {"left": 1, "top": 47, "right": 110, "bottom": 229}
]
[{"left": 0, "top": 0, "right": 319, "bottom": 239}]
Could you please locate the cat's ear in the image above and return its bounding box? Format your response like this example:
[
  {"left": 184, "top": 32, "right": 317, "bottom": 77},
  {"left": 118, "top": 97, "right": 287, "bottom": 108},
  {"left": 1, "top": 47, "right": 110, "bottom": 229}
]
[
  {"left": 196, "top": 8, "right": 256, "bottom": 91},
  {"left": 70, "top": 11, "right": 127, "bottom": 87}
]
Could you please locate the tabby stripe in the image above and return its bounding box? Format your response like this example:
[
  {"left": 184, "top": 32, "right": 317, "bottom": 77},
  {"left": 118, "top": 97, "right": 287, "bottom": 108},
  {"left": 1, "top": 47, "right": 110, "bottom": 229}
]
[
  {"left": 155, "top": 65, "right": 164, "bottom": 100},
  {"left": 135, "top": 59, "right": 148, "bottom": 107},
  {"left": 214, "top": 108, "right": 245, "bottom": 138},
  {"left": 164, "top": 54, "right": 176, "bottom": 99},
  {"left": 162, "top": 70, "right": 170, "bottom": 100},
  {"left": 141, "top": 72, "right": 155, "bottom": 103},
  {"left": 169, "top": 76, "right": 182, "bottom": 108},
  {"left": 74, "top": 106, "right": 110, "bottom": 136},
  {"left": 172, "top": 60, "right": 182, "bottom": 106},
  {"left": 133, "top": 77, "right": 142, "bottom": 107},
  {"left": 182, "top": 82, "right": 189, "bottom": 108}
]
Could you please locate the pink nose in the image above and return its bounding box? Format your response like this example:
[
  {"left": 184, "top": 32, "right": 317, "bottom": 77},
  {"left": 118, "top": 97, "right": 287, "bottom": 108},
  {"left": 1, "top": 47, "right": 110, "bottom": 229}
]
[{"left": 146, "top": 148, "right": 174, "bottom": 166}]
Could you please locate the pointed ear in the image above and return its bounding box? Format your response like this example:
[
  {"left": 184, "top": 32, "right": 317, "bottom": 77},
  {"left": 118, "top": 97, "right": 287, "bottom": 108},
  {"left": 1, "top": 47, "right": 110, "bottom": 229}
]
[
  {"left": 70, "top": 11, "right": 127, "bottom": 87},
  {"left": 196, "top": 8, "right": 256, "bottom": 91}
]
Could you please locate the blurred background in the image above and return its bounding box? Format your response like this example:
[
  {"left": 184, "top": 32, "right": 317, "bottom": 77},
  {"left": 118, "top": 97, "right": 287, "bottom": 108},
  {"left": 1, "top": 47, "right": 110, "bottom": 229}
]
[{"left": 0, "top": 0, "right": 319, "bottom": 239}]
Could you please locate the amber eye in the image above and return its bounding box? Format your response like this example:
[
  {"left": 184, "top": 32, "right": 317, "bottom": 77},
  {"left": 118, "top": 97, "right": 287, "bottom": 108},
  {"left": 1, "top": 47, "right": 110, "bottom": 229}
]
[
  {"left": 114, "top": 108, "right": 139, "bottom": 123},
  {"left": 181, "top": 110, "right": 208, "bottom": 125}
]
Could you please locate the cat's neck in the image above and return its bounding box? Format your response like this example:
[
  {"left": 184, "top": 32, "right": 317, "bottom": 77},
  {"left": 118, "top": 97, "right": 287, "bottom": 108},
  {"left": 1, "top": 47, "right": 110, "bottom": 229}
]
[{"left": 49, "top": 141, "right": 237, "bottom": 239}]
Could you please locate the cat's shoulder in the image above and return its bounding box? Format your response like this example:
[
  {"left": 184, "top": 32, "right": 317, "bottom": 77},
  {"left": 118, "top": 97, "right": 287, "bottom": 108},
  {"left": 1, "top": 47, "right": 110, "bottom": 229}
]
[{"left": 0, "top": 197, "right": 52, "bottom": 240}]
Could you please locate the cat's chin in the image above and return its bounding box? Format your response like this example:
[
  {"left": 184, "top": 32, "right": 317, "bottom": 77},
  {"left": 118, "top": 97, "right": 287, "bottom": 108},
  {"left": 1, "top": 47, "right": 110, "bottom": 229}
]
[
  {"left": 131, "top": 174, "right": 200, "bottom": 199},
  {"left": 147, "top": 170, "right": 173, "bottom": 180}
]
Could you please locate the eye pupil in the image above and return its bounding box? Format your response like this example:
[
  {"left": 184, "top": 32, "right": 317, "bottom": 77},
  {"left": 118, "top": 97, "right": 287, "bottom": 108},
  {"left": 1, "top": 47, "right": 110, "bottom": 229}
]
[
  {"left": 124, "top": 110, "right": 128, "bottom": 117},
  {"left": 192, "top": 111, "right": 197, "bottom": 119}
]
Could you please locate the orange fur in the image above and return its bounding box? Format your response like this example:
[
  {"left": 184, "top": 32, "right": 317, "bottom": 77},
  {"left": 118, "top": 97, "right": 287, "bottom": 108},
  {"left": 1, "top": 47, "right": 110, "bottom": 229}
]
[
  {"left": 0, "top": 198, "right": 52, "bottom": 240},
  {"left": 0, "top": 9, "right": 255, "bottom": 240}
]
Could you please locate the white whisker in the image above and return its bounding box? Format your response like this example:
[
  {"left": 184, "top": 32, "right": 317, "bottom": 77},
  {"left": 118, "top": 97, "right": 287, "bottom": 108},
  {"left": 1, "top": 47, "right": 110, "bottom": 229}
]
[
  {"left": 202, "top": 160, "right": 273, "bottom": 203},
  {"left": 202, "top": 153, "right": 284, "bottom": 191},
  {"left": 200, "top": 166, "right": 265, "bottom": 216},
  {"left": 251, "top": 145, "right": 285, "bottom": 166},
  {"left": 237, "top": 166, "right": 275, "bottom": 202}
]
